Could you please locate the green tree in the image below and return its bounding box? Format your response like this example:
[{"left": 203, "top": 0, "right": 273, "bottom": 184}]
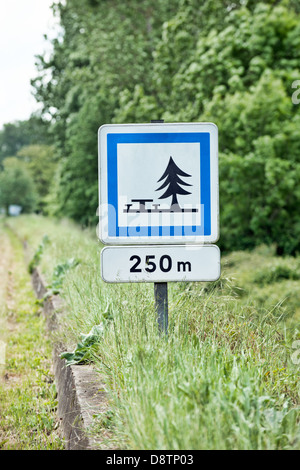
[
  {"left": 17, "top": 145, "right": 57, "bottom": 211},
  {"left": 31, "top": 0, "right": 300, "bottom": 254},
  {"left": 0, "top": 115, "right": 50, "bottom": 167},
  {"left": 0, "top": 159, "right": 37, "bottom": 215},
  {"left": 31, "top": 0, "right": 181, "bottom": 224},
  {"left": 150, "top": 1, "right": 300, "bottom": 254}
]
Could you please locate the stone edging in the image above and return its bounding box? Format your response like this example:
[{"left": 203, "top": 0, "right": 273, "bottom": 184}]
[{"left": 31, "top": 267, "right": 108, "bottom": 450}]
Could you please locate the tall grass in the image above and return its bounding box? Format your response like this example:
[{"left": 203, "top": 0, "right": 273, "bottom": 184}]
[
  {"left": 7, "top": 215, "right": 300, "bottom": 449},
  {"left": 86, "top": 283, "right": 299, "bottom": 450}
]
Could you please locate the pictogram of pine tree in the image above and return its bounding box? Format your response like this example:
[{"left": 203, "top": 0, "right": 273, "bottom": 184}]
[{"left": 156, "top": 156, "right": 192, "bottom": 211}]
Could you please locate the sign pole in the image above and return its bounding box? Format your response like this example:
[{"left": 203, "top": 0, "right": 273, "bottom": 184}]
[
  {"left": 154, "top": 282, "right": 168, "bottom": 335},
  {"left": 151, "top": 120, "right": 169, "bottom": 335}
]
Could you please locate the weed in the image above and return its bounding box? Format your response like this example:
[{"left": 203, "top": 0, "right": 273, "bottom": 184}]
[
  {"left": 93, "top": 410, "right": 116, "bottom": 429},
  {"left": 28, "top": 235, "right": 50, "bottom": 274},
  {"left": 61, "top": 324, "right": 104, "bottom": 365},
  {"left": 43, "top": 257, "right": 80, "bottom": 298}
]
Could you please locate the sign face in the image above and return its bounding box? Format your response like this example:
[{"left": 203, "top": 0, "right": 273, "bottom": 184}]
[
  {"left": 98, "top": 122, "right": 219, "bottom": 245},
  {"left": 101, "top": 245, "right": 220, "bottom": 283}
]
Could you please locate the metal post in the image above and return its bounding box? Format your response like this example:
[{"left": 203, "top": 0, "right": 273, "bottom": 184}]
[{"left": 154, "top": 282, "right": 168, "bottom": 335}]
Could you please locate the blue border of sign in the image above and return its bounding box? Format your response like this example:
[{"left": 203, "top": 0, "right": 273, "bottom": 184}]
[{"left": 107, "top": 132, "right": 211, "bottom": 238}]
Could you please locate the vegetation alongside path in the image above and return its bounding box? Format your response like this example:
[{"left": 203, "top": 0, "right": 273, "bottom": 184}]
[
  {"left": 5, "top": 215, "right": 300, "bottom": 450},
  {"left": 0, "top": 221, "right": 63, "bottom": 450}
]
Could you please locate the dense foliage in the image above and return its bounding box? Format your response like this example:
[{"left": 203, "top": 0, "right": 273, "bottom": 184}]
[
  {"left": 0, "top": 115, "right": 55, "bottom": 213},
  {"left": 0, "top": 158, "right": 37, "bottom": 214},
  {"left": 1, "top": 0, "right": 300, "bottom": 254}
]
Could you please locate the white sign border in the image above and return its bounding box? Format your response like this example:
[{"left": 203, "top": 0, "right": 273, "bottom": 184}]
[{"left": 98, "top": 122, "right": 219, "bottom": 245}]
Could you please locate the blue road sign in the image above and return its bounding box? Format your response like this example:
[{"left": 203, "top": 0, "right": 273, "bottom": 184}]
[{"left": 98, "top": 122, "right": 219, "bottom": 245}]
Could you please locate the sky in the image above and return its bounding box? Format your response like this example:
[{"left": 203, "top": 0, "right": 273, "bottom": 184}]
[{"left": 0, "top": 0, "right": 59, "bottom": 130}]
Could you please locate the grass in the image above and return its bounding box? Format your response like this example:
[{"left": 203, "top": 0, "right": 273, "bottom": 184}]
[
  {"left": 6, "top": 214, "right": 300, "bottom": 450},
  {"left": 0, "top": 222, "right": 63, "bottom": 449}
]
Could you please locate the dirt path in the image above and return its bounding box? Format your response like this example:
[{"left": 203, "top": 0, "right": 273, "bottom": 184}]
[
  {"left": 0, "top": 227, "right": 14, "bottom": 373},
  {"left": 0, "top": 222, "right": 63, "bottom": 449}
]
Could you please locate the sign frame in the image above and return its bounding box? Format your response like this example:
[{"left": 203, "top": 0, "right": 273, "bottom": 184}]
[{"left": 98, "top": 122, "right": 219, "bottom": 245}]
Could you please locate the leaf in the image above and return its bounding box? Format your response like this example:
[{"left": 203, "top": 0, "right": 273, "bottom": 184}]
[{"left": 60, "top": 324, "right": 104, "bottom": 365}]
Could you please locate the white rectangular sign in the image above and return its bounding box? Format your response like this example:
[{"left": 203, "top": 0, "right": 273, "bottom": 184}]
[
  {"left": 98, "top": 122, "right": 219, "bottom": 245},
  {"left": 101, "top": 245, "right": 220, "bottom": 283}
]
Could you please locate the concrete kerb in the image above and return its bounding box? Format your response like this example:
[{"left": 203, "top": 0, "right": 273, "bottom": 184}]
[{"left": 31, "top": 267, "right": 109, "bottom": 450}]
